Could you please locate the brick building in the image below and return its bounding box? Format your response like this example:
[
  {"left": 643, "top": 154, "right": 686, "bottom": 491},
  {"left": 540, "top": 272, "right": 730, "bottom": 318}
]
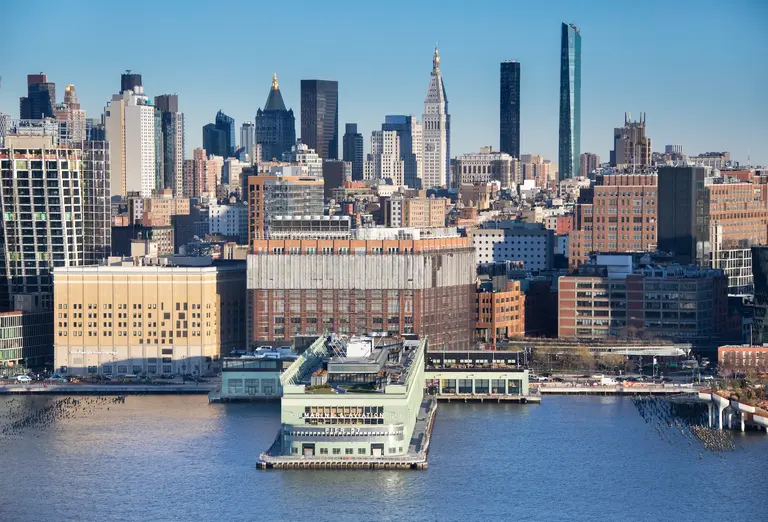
[
  {"left": 717, "top": 345, "right": 768, "bottom": 373},
  {"left": 569, "top": 173, "right": 657, "bottom": 268},
  {"left": 246, "top": 237, "right": 476, "bottom": 351},
  {"left": 558, "top": 254, "right": 728, "bottom": 342},
  {"left": 476, "top": 279, "right": 525, "bottom": 344}
]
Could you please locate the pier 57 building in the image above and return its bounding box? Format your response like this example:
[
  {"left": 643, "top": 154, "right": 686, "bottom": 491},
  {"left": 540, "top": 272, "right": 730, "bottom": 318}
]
[
  {"left": 247, "top": 236, "right": 475, "bottom": 350},
  {"left": 265, "top": 335, "right": 429, "bottom": 461}
]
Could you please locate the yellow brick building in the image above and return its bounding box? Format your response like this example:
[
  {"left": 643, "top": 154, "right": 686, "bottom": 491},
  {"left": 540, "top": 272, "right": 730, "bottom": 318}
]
[{"left": 53, "top": 261, "right": 246, "bottom": 376}]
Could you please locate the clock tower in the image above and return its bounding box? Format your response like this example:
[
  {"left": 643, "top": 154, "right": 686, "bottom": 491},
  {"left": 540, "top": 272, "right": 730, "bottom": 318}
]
[{"left": 422, "top": 44, "right": 450, "bottom": 189}]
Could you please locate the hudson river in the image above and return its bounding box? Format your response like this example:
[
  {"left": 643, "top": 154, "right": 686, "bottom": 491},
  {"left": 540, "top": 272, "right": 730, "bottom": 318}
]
[{"left": 1, "top": 395, "right": 767, "bottom": 521}]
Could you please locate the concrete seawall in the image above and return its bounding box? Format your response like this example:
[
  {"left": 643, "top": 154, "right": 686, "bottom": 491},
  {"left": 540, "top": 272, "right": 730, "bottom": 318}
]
[
  {"left": 0, "top": 384, "right": 216, "bottom": 395},
  {"left": 538, "top": 385, "right": 700, "bottom": 395}
]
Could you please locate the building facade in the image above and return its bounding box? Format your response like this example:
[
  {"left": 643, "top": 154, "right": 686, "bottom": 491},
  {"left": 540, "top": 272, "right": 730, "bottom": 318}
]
[
  {"left": 476, "top": 279, "right": 525, "bottom": 344},
  {"left": 558, "top": 258, "right": 728, "bottom": 341},
  {"left": 81, "top": 140, "right": 112, "bottom": 265},
  {"left": 155, "top": 94, "right": 185, "bottom": 196},
  {"left": 499, "top": 61, "right": 521, "bottom": 159},
  {"left": 53, "top": 260, "right": 246, "bottom": 376},
  {"left": 580, "top": 152, "right": 600, "bottom": 178},
  {"left": 558, "top": 23, "right": 581, "bottom": 180},
  {"left": 300, "top": 79, "right": 339, "bottom": 160},
  {"left": 20, "top": 73, "right": 56, "bottom": 120},
  {"left": 209, "top": 202, "right": 248, "bottom": 243},
  {"left": 247, "top": 238, "right": 476, "bottom": 351},
  {"left": 382, "top": 115, "right": 423, "bottom": 189},
  {"left": 0, "top": 311, "right": 53, "bottom": 367},
  {"left": 54, "top": 84, "right": 87, "bottom": 145},
  {"left": 203, "top": 110, "right": 235, "bottom": 159},
  {"left": 369, "top": 130, "right": 404, "bottom": 186},
  {"left": 282, "top": 140, "right": 323, "bottom": 177},
  {"left": 104, "top": 86, "right": 156, "bottom": 198},
  {"left": 0, "top": 136, "right": 86, "bottom": 311},
  {"left": 453, "top": 147, "right": 520, "bottom": 189},
  {"left": 342, "top": 123, "right": 364, "bottom": 182},
  {"left": 246, "top": 170, "right": 324, "bottom": 244},
  {"left": 469, "top": 222, "right": 554, "bottom": 269},
  {"left": 422, "top": 46, "right": 450, "bottom": 189},
  {"left": 611, "top": 113, "right": 651, "bottom": 169},
  {"left": 569, "top": 173, "right": 658, "bottom": 267},
  {"left": 255, "top": 74, "right": 296, "bottom": 163}
]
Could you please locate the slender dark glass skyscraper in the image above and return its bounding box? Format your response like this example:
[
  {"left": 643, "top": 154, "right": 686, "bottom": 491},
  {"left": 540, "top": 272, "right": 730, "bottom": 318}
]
[
  {"left": 203, "top": 110, "right": 236, "bottom": 158},
  {"left": 301, "top": 80, "right": 338, "bottom": 160},
  {"left": 558, "top": 23, "right": 581, "bottom": 180},
  {"left": 342, "top": 123, "right": 364, "bottom": 181},
  {"left": 499, "top": 61, "right": 521, "bottom": 158}
]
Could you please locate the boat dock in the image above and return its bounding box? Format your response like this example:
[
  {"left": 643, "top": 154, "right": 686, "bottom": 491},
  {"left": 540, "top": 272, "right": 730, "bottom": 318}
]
[{"left": 257, "top": 398, "right": 437, "bottom": 470}]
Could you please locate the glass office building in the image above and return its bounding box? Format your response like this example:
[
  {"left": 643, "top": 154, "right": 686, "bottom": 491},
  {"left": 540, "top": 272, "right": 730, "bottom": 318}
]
[{"left": 558, "top": 23, "right": 581, "bottom": 181}]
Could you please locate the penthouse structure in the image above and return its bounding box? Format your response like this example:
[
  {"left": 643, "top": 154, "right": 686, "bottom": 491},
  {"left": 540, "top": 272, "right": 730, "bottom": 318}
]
[
  {"left": 558, "top": 254, "right": 728, "bottom": 342},
  {"left": 570, "top": 173, "right": 657, "bottom": 268},
  {"left": 53, "top": 258, "right": 246, "bottom": 376},
  {"left": 247, "top": 237, "right": 475, "bottom": 350}
]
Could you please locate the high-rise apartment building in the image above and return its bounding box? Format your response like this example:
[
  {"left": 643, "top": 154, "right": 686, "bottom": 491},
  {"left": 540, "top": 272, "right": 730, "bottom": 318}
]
[
  {"left": 0, "top": 135, "right": 86, "bottom": 311},
  {"left": 247, "top": 236, "right": 475, "bottom": 350},
  {"left": 499, "top": 61, "right": 521, "bottom": 159},
  {"left": 422, "top": 46, "right": 450, "bottom": 189},
  {"left": 282, "top": 140, "right": 323, "bottom": 177},
  {"left": 81, "top": 141, "right": 112, "bottom": 265},
  {"left": 54, "top": 84, "right": 87, "bottom": 145},
  {"left": 247, "top": 168, "right": 324, "bottom": 245},
  {"left": 255, "top": 74, "right": 296, "bottom": 162},
  {"left": 203, "top": 111, "right": 236, "bottom": 158},
  {"left": 610, "top": 113, "right": 651, "bottom": 169},
  {"left": 104, "top": 86, "right": 156, "bottom": 198},
  {"left": 300, "top": 79, "right": 339, "bottom": 160},
  {"left": 154, "top": 94, "right": 185, "bottom": 196},
  {"left": 569, "top": 173, "right": 657, "bottom": 267},
  {"left": 369, "top": 130, "right": 404, "bottom": 186},
  {"left": 182, "top": 147, "right": 208, "bottom": 198},
  {"left": 382, "top": 115, "right": 423, "bottom": 189},
  {"left": 20, "top": 73, "right": 56, "bottom": 120},
  {"left": 558, "top": 23, "right": 581, "bottom": 180},
  {"left": 580, "top": 152, "right": 600, "bottom": 178},
  {"left": 453, "top": 147, "right": 520, "bottom": 189},
  {"left": 240, "top": 121, "right": 255, "bottom": 163},
  {"left": 520, "top": 154, "right": 553, "bottom": 189},
  {"left": 342, "top": 123, "right": 364, "bottom": 181}
]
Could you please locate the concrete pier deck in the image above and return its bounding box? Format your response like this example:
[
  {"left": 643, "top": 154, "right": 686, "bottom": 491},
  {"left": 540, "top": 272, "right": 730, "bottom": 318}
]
[
  {"left": 257, "top": 398, "right": 438, "bottom": 470},
  {"left": 436, "top": 394, "right": 541, "bottom": 403}
]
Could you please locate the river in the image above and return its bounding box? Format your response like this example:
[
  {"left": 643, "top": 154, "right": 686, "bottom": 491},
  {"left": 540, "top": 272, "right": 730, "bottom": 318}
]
[{"left": 1, "top": 395, "right": 766, "bottom": 521}]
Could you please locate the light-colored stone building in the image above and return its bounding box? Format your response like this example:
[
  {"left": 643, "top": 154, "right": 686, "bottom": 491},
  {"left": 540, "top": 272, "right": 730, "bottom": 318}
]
[{"left": 53, "top": 259, "right": 246, "bottom": 376}]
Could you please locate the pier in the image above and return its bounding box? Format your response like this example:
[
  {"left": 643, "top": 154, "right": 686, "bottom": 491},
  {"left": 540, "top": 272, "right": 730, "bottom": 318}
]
[
  {"left": 257, "top": 397, "right": 437, "bottom": 470},
  {"left": 0, "top": 383, "right": 216, "bottom": 395},
  {"left": 538, "top": 385, "right": 702, "bottom": 396},
  {"left": 436, "top": 393, "right": 540, "bottom": 403}
]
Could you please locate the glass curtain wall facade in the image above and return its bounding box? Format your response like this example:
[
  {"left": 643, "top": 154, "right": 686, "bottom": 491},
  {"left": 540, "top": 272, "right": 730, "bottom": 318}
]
[
  {"left": 558, "top": 23, "right": 581, "bottom": 181},
  {"left": 499, "top": 61, "right": 520, "bottom": 159},
  {"left": 300, "top": 80, "right": 339, "bottom": 160}
]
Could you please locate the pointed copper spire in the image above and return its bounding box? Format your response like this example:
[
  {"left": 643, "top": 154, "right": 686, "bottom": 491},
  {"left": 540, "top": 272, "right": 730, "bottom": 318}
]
[
  {"left": 433, "top": 44, "right": 440, "bottom": 71},
  {"left": 272, "top": 73, "right": 279, "bottom": 90}
]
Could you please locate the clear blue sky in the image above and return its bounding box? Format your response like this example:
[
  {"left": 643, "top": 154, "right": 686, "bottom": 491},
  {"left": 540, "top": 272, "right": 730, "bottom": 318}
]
[{"left": 1, "top": 0, "right": 766, "bottom": 166}]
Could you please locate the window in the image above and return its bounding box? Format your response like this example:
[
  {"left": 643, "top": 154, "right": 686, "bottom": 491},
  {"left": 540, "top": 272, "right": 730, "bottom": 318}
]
[
  {"left": 345, "top": 448, "right": 353, "bottom": 455},
  {"left": 332, "top": 448, "right": 341, "bottom": 455},
  {"left": 357, "top": 448, "right": 366, "bottom": 455},
  {"left": 320, "top": 448, "right": 328, "bottom": 455}
]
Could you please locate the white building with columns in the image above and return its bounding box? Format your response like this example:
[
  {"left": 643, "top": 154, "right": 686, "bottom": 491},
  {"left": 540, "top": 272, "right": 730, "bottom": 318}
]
[{"left": 422, "top": 45, "right": 450, "bottom": 189}]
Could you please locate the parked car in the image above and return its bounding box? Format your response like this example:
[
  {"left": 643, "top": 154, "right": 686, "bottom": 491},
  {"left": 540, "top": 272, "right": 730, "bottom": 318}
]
[{"left": 15, "top": 375, "right": 32, "bottom": 383}]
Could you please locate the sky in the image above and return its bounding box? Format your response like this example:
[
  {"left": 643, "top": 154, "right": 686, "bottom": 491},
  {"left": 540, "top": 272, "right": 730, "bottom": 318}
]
[{"left": 1, "top": 0, "right": 767, "bottom": 166}]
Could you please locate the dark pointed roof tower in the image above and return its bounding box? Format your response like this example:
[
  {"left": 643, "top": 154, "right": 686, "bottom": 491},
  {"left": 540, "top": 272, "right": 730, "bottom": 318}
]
[{"left": 264, "top": 73, "right": 287, "bottom": 112}]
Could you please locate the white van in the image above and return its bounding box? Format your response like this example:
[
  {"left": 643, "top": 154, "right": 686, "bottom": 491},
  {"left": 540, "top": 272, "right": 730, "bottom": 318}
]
[{"left": 15, "top": 375, "right": 32, "bottom": 383}]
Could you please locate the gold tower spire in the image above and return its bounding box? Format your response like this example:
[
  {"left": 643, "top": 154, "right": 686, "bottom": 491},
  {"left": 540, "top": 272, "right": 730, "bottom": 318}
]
[{"left": 272, "top": 73, "right": 279, "bottom": 90}]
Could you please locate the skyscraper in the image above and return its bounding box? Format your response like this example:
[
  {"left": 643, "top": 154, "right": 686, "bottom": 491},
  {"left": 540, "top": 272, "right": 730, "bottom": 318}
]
[
  {"left": 104, "top": 85, "right": 156, "bottom": 198},
  {"left": 155, "top": 94, "right": 185, "bottom": 196},
  {"left": 255, "top": 74, "right": 296, "bottom": 162},
  {"left": 342, "top": 123, "right": 364, "bottom": 181},
  {"left": 120, "top": 70, "right": 142, "bottom": 94},
  {"left": 382, "top": 115, "right": 423, "bottom": 188},
  {"left": 240, "top": 121, "right": 255, "bottom": 162},
  {"left": 657, "top": 166, "right": 709, "bottom": 266},
  {"left": 422, "top": 45, "right": 450, "bottom": 189},
  {"left": 370, "top": 130, "right": 404, "bottom": 186},
  {"left": 81, "top": 140, "right": 112, "bottom": 265},
  {"left": 499, "top": 61, "right": 520, "bottom": 159},
  {"left": 203, "top": 111, "right": 235, "bottom": 158},
  {"left": 558, "top": 23, "right": 581, "bottom": 181},
  {"left": 19, "top": 73, "right": 56, "bottom": 120},
  {"left": 300, "top": 79, "right": 339, "bottom": 160}
]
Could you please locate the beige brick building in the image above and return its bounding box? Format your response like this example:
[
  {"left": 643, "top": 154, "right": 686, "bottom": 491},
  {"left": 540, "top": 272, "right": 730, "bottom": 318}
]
[{"left": 53, "top": 260, "right": 246, "bottom": 376}]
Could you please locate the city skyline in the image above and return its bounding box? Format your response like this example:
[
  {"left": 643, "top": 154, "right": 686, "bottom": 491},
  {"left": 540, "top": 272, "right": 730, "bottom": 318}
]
[{"left": 1, "top": 1, "right": 767, "bottom": 166}]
